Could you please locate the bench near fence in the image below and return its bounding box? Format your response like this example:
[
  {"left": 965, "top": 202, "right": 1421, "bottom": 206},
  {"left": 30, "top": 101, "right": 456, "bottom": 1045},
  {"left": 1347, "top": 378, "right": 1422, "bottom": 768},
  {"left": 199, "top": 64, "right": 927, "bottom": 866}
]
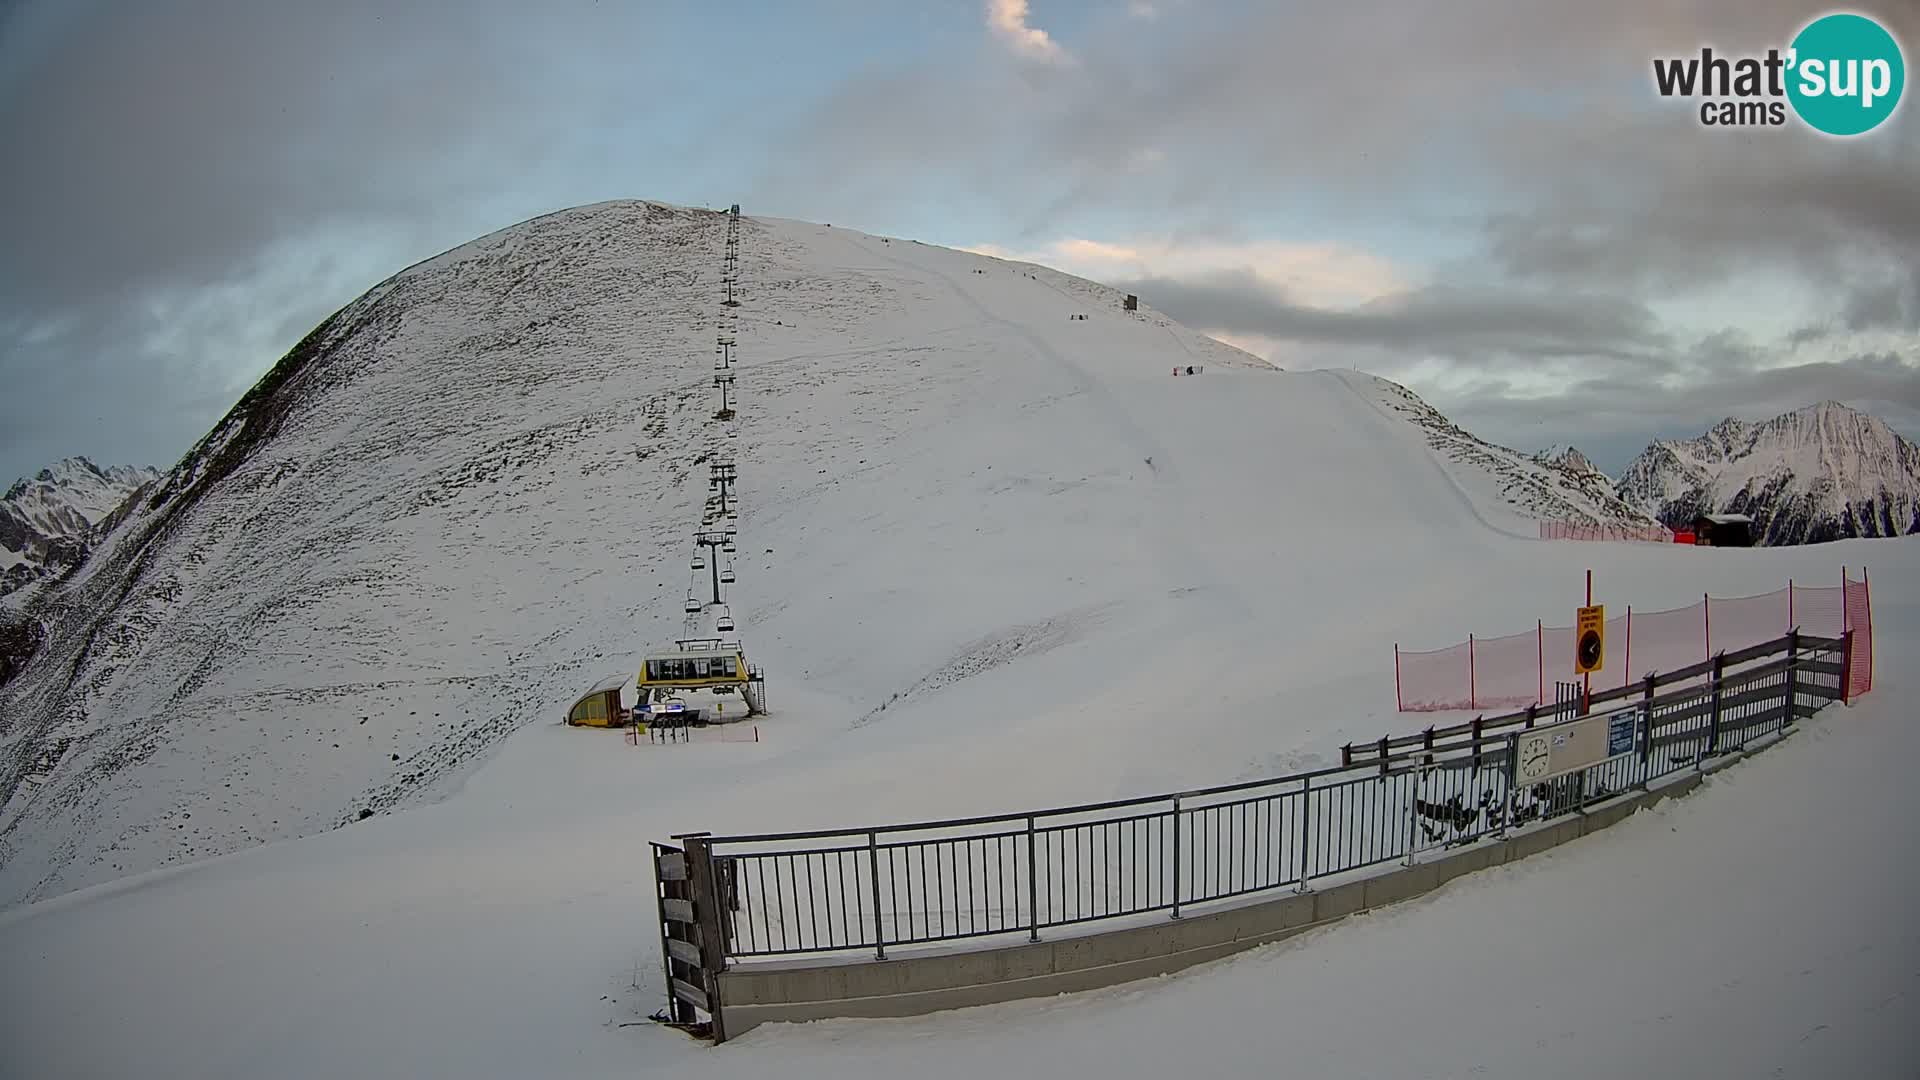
[{"left": 650, "top": 630, "right": 1853, "bottom": 1042}]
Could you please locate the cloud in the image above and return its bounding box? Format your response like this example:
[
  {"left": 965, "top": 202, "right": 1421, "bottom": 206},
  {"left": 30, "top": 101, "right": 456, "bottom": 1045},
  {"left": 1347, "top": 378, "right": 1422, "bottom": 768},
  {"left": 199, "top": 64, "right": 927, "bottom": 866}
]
[
  {"left": 969, "top": 236, "right": 1408, "bottom": 309},
  {"left": 0, "top": 0, "right": 671, "bottom": 480},
  {"left": 7, "top": 0, "right": 1919, "bottom": 484},
  {"left": 1440, "top": 348, "right": 1920, "bottom": 471},
  {"left": 1127, "top": 2, "right": 1159, "bottom": 19},
  {"left": 986, "top": 0, "right": 1071, "bottom": 64}
]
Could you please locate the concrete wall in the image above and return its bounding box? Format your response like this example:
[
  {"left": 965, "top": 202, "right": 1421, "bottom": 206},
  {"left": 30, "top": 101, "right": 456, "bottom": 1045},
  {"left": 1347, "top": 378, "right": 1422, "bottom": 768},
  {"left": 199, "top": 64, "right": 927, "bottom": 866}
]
[{"left": 713, "top": 767, "right": 1723, "bottom": 1040}]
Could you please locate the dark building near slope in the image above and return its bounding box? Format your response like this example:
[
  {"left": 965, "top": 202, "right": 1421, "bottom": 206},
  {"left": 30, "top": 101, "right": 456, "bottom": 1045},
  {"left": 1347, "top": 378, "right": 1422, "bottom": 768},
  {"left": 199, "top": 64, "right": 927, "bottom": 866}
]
[{"left": 1691, "top": 512, "right": 1754, "bottom": 547}]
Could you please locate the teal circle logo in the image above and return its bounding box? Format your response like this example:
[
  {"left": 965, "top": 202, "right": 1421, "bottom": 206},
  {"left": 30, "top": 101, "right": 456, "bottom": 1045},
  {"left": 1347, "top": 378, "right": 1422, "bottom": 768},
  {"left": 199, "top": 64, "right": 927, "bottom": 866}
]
[{"left": 1787, "top": 13, "right": 1905, "bottom": 135}]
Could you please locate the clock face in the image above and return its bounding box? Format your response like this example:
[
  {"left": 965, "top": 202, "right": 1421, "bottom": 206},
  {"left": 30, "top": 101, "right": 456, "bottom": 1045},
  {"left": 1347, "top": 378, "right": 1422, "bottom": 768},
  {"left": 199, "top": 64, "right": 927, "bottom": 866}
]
[{"left": 1518, "top": 734, "right": 1551, "bottom": 780}]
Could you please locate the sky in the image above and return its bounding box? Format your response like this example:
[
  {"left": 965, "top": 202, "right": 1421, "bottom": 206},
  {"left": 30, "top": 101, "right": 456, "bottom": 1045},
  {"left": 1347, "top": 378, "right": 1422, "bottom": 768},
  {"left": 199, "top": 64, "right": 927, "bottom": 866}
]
[{"left": 1, "top": 0, "right": 1916, "bottom": 483}]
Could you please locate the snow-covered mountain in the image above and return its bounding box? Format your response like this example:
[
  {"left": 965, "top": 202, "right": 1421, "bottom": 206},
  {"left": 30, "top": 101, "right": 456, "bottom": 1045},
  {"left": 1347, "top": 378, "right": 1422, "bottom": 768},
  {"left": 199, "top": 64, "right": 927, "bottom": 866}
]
[
  {"left": 1532, "top": 444, "right": 1601, "bottom": 476},
  {"left": 1363, "top": 387, "right": 1664, "bottom": 530},
  {"left": 1616, "top": 402, "right": 1920, "bottom": 545},
  {"left": 0, "top": 199, "right": 1785, "bottom": 908},
  {"left": 1, "top": 457, "right": 160, "bottom": 598}
]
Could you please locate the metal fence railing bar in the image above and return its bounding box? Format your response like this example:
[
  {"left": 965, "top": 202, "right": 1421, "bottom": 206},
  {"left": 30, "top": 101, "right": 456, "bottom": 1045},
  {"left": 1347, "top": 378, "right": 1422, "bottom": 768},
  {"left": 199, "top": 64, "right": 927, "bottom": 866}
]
[
  {"left": 1395, "top": 571, "right": 1871, "bottom": 711},
  {"left": 655, "top": 631, "right": 1849, "bottom": 969}
]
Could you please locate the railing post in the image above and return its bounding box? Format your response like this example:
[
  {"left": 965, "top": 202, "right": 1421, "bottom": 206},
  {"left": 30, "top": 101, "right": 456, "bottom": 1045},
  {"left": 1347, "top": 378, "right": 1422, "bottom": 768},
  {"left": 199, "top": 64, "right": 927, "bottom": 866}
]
[
  {"left": 1025, "top": 816, "right": 1040, "bottom": 942},
  {"left": 1840, "top": 628, "right": 1854, "bottom": 705},
  {"left": 1341, "top": 743, "right": 1352, "bottom": 769},
  {"left": 681, "top": 833, "right": 729, "bottom": 1042},
  {"left": 1169, "top": 797, "right": 1183, "bottom": 919},
  {"left": 867, "top": 830, "right": 886, "bottom": 960},
  {"left": 1782, "top": 629, "right": 1800, "bottom": 732},
  {"left": 1403, "top": 765, "right": 1420, "bottom": 867},
  {"left": 1294, "top": 777, "right": 1312, "bottom": 893},
  {"left": 1471, "top": 716, "right": 1484, "bottom": 775},
  {"left": 1525, "top": 703, "right": 1537, "bottom": 729},
  {"left": 1704, "top": 652, "right": 1726, "bottom": 766},
  {"left": 1377, "top": 735, "right": 1390, "bottom": 776},
  {"left": 1639, "top": 672, "right": 1656, "bottom": 778},
  {"left": 1499, "top": 733, "right": 1517, "bottom": 835}
]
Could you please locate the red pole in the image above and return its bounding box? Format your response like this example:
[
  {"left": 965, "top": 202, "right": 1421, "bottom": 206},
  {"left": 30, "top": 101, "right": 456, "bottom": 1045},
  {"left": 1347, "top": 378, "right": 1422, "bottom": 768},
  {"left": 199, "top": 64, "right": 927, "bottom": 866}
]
[
  {"left": 1703, "top": 592, "right": 1712, "bottom": 662},
  {"left": 1624, "top": 605, "right": 1632, "bottom": 689},
  {"left": 1537, "top": 620, "right": 1544, "bottom": 704},
  {"left": 1863, "top": 567, "right": 1874, "bottom": 694},
  {"left": 1395, "top": 644, "right": 1403, "bottom": 712},
  {"left": 1842, "top": 566, "right": 1849, "bottom": 634},
  {"left": 1584, "top": 570, "right": 1592, "bottom": 711},
  {"left": 1469, "top": 634, "right": 1477, "bottom": 711},
  {"left": 1788, "top": 578, "right": 1794, "bottom": 630}
]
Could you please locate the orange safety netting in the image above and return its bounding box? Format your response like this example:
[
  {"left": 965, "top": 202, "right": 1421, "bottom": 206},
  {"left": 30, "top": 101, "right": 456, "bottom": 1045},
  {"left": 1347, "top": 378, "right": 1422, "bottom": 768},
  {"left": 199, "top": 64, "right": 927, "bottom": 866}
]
[
  {"left": 1538, "top": 521, "right": 1674, "bottom": 543},
  {"left": 1395, "top": 571, "right": 1873, "bottom": 712}
]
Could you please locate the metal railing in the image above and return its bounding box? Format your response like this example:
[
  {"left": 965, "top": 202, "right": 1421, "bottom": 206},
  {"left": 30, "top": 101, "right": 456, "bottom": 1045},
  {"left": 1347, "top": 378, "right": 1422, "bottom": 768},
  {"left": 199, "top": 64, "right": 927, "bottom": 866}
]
[{"left": 658, "top": 631, "right": 1849, "bottom": 967}]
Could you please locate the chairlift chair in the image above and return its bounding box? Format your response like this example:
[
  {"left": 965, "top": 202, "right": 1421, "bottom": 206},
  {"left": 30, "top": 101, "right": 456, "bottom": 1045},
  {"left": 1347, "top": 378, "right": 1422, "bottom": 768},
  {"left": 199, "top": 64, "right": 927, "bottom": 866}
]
[
  {"left": 722, "top": 537, "right": 737, "bottom": 552},
  {"left": 716, "top": 607, "right": 736, "bottom": 633},
  {"left": 683, "top": 595, "right": 701, "bottom": 614},
  {"left": 720, "top": 565, "right": 736, "bottom": 584},
  {"left": 692, "top": 554, "right": 707, "bottom": 571}
]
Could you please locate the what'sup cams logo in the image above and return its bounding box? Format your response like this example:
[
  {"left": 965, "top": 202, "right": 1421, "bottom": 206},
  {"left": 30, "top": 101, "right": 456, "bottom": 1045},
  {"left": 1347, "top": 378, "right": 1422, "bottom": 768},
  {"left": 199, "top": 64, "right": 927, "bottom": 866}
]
[{"left": 1653, "top": 11, "right": 1905, "bottom": 135}]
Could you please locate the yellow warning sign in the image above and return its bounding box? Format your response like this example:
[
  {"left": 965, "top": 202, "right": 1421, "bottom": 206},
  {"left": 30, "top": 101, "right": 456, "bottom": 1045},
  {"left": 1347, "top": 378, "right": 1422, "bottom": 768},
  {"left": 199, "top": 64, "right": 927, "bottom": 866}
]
[{"left": 1575, "top": 604, "right": 1605, "bottom": 674}]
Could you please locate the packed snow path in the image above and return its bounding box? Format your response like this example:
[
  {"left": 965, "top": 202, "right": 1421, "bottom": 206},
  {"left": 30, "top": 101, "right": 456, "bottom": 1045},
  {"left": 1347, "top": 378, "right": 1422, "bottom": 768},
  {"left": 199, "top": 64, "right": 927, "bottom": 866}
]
[{"left": 0, "top": 615, "right": 1910, "bottom": 1079}]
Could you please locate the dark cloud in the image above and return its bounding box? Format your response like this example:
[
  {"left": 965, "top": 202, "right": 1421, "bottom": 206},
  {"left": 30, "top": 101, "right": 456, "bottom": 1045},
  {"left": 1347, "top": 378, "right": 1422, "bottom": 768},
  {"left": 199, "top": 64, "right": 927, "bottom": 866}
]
[
  {"left": 1440, "top": 348, "right": 1920, "bottom": 472},
  {"left": 0, "top": 0, "right": 676, "bottom": 479},
  {"left": 5, "top": 0, "right": 1918, "bottom": 481},
  {"left": 1115, "top": 270, "right": 1670, "bottom": 364}
]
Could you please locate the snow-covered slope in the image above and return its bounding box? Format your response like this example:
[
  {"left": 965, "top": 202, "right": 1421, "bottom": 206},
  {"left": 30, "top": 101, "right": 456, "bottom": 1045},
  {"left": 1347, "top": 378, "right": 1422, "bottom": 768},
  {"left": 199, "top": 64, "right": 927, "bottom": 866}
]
[
  {"left": 0, "top": 458, "right": 158, "bottom": 597},
  {"left": 1360, "top": 380, "right": 1664, "bottom": 532},
  {"left": 0, "top": 201, "right": 1860, "bottom": 911},
  {"left": 0, "top": 198, "right": 1914, "bottom": 1077},
  {"left": 1617, "top": 402, "right": 1920, "bottom": 545}
]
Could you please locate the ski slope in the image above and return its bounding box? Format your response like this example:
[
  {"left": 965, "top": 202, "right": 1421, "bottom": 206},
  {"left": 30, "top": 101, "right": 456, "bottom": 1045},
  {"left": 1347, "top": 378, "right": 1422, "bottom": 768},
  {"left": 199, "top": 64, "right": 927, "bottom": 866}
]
[
  {"left": 3, "top": 202, "right": 1636, "bottom": 904},
  {"left": 0, "top": 202, "right": 1914, "bottom": 1077}
]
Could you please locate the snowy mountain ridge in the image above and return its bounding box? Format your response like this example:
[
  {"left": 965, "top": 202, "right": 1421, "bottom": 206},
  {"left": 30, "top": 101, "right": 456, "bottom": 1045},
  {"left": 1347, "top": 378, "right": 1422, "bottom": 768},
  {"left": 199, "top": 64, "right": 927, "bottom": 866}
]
[
  {"left": 1, "top": 457, "right": 160, "bottom": 598},
  {"left": 1615, "top": 401, "right": 1920, "bottom": 545},
  {"left": 1365, "top": 386, "right": 1663, "bottom": 530}
]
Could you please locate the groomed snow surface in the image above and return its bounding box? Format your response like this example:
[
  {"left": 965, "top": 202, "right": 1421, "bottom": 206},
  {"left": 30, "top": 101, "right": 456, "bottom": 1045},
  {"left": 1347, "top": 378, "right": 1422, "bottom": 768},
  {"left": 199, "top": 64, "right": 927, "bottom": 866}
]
[
  {"left": 2, "top": 613, "right": 1912, "bottom": 1080},
  {"left": 0, "top": 204, "right": 1914, "bottom": 1077}
]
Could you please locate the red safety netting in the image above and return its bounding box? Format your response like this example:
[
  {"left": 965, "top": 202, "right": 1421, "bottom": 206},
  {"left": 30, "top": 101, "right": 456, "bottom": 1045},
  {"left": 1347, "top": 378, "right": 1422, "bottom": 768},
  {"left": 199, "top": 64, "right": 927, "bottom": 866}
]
[
  {"left": 1844, "top": 571, "right": 1873, "bottom": 698},
  {"left": 1471, "top": 628, "right": 1545, "bottom": 710},
  {"left": 1395, "top": 571, "right": 1872, "bottom": 712},
  {"left": 1395, "top": 640, "right": 1472, "bottom": 711},
  {"left": 1538, "top": 521, "right": 1674, "bottom": 543}
]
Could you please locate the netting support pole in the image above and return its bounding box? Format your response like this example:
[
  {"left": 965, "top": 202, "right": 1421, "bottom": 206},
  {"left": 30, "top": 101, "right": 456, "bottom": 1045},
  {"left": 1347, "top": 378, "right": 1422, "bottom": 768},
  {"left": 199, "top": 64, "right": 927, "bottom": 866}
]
[
  {"left": 1624, "top": 606, "right": 1632, "bottom": 690},
  {"left": 1469, "top": 634, "right": 1477, "bottom": 711},
  {"left": 1394, "top": 644, "right": 1403, "bottom": 712},
  {"left": 1841, "top": 629, "right": 1854, "bottom": 705},
  {"left": 1703, "top": 593, "right": 1712, "bottom": 664},
  {"left": 1536, "top": 620, "right": 1543, "bottom": 705},
  {"left": 1862, "top": 567, "right": 1874, "bottom": 695},
  {"left": 1787, "top": 578, "right": 1794, "bottom": 631},
  {"left": 1584, "top": 571, "right": 1592, "bottom": 713}
]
